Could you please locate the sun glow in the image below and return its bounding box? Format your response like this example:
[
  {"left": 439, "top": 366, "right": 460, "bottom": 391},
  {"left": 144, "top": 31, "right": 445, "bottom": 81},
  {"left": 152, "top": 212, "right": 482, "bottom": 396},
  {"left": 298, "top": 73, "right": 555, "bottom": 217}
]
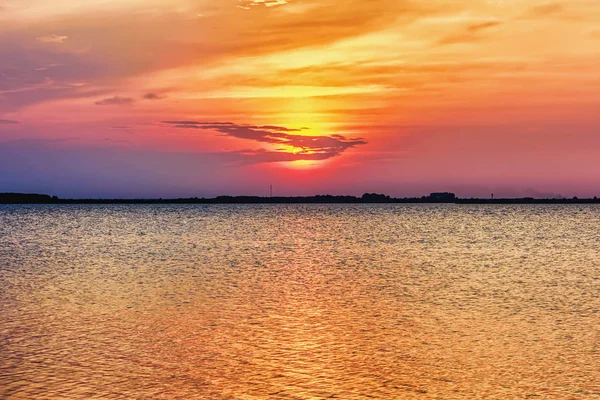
[{"left": 282, "top": 159, "right": 323, "bottom": 169}]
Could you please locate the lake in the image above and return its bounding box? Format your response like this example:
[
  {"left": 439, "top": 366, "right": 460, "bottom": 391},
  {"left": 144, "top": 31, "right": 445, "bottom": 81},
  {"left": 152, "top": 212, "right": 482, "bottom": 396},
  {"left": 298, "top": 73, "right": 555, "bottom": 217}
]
[{"left": 1, "top": 204, "right": 599, "bottom": 399}]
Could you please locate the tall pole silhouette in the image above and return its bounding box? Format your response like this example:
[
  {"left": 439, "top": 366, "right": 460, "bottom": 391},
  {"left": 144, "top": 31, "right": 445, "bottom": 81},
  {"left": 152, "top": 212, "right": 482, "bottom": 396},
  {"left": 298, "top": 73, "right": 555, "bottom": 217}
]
[{"left": 270, "top": 185, "right": 273, "bottom": 198}]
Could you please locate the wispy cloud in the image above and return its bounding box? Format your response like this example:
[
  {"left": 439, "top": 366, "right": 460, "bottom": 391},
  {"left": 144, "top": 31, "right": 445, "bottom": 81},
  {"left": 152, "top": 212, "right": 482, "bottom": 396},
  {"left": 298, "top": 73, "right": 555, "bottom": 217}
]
[
  {"left": 0, "top": 119, "right": 21, "bottom": 124},
  {"left": 467, "top": 21, "right": 502, "bottom": 33},
  {"left": 104, "top": 138, "right": 132, "bottom": 144},
  {"left": 237, "top": 0, "right": 289, "bottom": 9},
  {"left": 439, "top": 20, "right": 502, "bottom": 45},
  {"left": 527, "top": 3, "right": 564, "bottom": 17},
  {"left": 522, "top": 3, "right": 583, "bottom": 21},
  {"left": 94, "top": 96, "right": 134, "bottom": 106},
  {"left": 36, "top": 34, "right": 68, "bottom": 43}
]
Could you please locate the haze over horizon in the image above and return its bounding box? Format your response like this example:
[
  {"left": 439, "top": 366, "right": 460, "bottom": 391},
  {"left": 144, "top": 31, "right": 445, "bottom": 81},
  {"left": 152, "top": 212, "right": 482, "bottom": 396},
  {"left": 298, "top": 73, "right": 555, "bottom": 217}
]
[{"left": 2, "top": 0, "right": 600, "bottom": 198}]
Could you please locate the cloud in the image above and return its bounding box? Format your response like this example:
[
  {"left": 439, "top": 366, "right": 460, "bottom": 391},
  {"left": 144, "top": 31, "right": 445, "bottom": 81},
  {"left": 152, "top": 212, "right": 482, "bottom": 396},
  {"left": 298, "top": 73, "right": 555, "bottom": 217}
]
[
  {"left": 0, "top": 35, "right": 112, "bottom": 110},
  {"left": 527, "top": 3, "right": 564, "bottom": 17},
  {"left": 161, "top": 120, "right": 366, "bottom": 162},
  {"left": 439, "top": 20, "right": 502, "bottom": 45},
  {"left": 0, "top": 0, "right": 440, "bottom": 112},
  {"left": 94, "top": 96, "right": 134, "bottom": 106},
  {"left": 36, "top": 34, "right": 68, "bottom": 43},
  {"left": 522, "top": 3, "right": 583, "bottom": 21},
  {"left": 142, "top": 92, "right": 164, "bottom": 100},
  {"left": 0, "top": 119, "right": 20, "bottom": 124},
  {"left": 237, "top": 0, "right": 289, "bottom": 9},
  {"left": 467, "top": 21, "right": 502, "bottom": 33}
]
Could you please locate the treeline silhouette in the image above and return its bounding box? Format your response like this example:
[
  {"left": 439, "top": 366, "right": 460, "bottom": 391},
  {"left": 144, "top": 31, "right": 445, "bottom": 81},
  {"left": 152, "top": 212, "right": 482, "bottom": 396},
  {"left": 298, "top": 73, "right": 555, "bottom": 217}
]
[
  {"left": 0, "top": 193, "right": 58, "bottom": 203},
  {"left": 2, "top": 192, "right": 600, "bottom": 204}
]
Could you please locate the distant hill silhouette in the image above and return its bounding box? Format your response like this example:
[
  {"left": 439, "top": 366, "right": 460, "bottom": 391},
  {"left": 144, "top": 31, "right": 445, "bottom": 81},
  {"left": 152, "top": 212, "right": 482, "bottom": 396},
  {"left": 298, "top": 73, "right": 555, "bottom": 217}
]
[{"left": 2, "top": 192, "right": 600, "bottom": 204}]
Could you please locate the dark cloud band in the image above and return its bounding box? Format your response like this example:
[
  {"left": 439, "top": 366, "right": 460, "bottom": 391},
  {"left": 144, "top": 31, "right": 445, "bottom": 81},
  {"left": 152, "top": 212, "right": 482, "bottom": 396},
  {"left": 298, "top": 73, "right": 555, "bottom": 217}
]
[{"left": 161, "top": 120, "right": 366, "bottom": 162}]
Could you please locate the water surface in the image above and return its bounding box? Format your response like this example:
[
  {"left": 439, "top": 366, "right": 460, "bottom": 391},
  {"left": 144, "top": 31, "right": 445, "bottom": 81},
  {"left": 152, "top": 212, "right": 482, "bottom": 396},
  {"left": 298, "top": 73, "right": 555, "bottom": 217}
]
[{"left": 1, "top": 205, "right": 599, "bottom": 399}]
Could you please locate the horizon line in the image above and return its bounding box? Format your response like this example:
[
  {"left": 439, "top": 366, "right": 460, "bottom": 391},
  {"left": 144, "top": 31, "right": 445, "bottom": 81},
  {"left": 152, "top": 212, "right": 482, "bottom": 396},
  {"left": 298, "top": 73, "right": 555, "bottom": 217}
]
[{"left": 1, "top": 192, "right": 599, "bottom": 205}]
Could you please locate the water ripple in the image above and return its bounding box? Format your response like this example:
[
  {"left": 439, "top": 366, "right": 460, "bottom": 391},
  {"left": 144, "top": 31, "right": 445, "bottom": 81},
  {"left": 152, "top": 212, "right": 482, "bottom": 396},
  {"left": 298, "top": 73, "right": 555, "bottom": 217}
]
[{"left": 1, "top": 204, "right": 599, "bottom": 399}]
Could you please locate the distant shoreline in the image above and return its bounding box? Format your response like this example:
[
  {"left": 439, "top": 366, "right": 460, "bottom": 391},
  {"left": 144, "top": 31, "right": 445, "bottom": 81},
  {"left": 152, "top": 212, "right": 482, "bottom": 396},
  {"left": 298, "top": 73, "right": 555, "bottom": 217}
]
[{"left": 1, "top": 193, "right": 599, "bottom": 205}]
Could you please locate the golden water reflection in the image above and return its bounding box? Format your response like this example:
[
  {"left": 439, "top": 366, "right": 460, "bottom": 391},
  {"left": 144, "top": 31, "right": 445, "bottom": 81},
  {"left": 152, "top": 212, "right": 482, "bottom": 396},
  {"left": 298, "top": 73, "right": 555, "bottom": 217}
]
[{"left": 1, "top": 204, "right": 599, "bottom": 399}]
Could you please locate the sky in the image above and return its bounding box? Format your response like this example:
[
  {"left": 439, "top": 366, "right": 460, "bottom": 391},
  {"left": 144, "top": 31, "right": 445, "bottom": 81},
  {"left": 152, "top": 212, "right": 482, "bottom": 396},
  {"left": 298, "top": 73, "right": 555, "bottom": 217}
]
[{"left": 1, "top": 0, "right": 600, "bottom": 198}]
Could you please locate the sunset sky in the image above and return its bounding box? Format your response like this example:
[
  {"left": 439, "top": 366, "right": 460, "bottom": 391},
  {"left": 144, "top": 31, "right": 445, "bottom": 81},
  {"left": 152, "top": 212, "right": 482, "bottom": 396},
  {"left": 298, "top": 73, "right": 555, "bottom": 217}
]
[{"left": 1, "top": 0, "right": 600, "bottom": 198}]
